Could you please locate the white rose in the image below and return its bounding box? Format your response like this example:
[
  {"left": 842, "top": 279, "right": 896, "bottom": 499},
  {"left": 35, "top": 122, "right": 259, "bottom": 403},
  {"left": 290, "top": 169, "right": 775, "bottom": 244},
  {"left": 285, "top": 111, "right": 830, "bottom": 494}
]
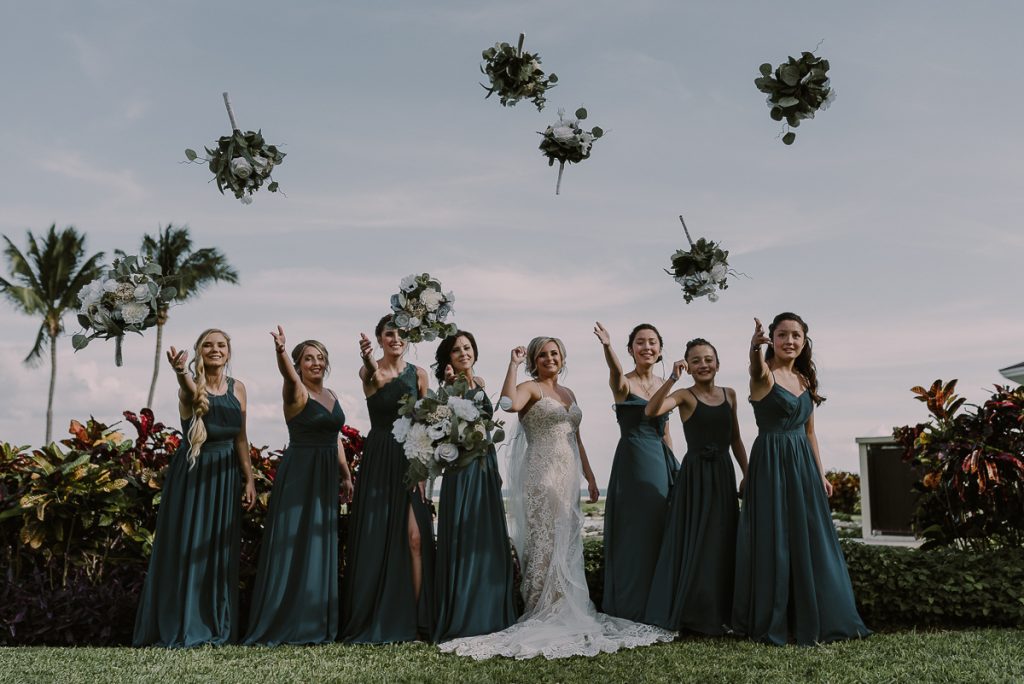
[
  {"left": 427, "top": 419, "right": 451, "bottom": 441},
  {"left": 230, "top": 157, "right": 253, "bottom": 179},
  {"left": 419, "top": 288, "right": 443, "bottom": 312},
  {"left": 708, "top": 292, "right": 720, "bottom": 303},
  {"left": 552, "top": 126, "right": 575, "bottom": 141},
  {"left": 400, "top": 274, "right": 419, "bottom": 293},
  {"left": 407, "top": 316, "right": 420, "bottom": 329},
  {"left": 121, "top": 301, "right": 150, "bottom": 326},
  {"left": 392, "top": 416, "right": 413, "bottom": 443},
  {"left": 710, "top": 263, "right": 728, "bottom": 282},
  {"left": 102, "top": 279, "right": 119, "bottom": 293},
  {"left": 133, "top": 284, "right": 150, "bottom": 301},
  {"left": 435, "top": 443, "right": 459, "bottom": 463},
  {"left": 252, "top": 155, "right": 272, "bottom": 176},
  {"left": 447, "top": 396, "right": 480, "bottom": 422}
]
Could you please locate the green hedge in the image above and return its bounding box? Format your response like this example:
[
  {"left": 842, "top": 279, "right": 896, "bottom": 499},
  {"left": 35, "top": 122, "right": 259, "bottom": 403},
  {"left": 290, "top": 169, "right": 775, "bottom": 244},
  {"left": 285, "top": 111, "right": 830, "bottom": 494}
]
[{"left": 582, "top": 538, "right": 1024, "bottom": 629}]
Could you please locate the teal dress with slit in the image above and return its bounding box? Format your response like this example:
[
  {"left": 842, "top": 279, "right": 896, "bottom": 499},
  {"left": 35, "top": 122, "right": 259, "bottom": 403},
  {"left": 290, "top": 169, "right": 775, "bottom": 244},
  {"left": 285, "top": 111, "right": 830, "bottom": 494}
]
[
  {"left": 645, "top": 388, "right": 738, "bottom": 634},
  {"left": 731, "top": 381, "right": 870, "bottom": 645},
  {"left": 133, "top": 378, "right": 242, "bottom": 647},
  {"left": 434, "top": 394, "right": 518, "bottom": 641},
  {"left": 244, "top": 395, "right": 344, "bottom": 645},
  {"left": 341, "top": 364, "right": 436, "bottom": 643},
  {"left": 602, "top": 394, "right": 678, "bottom": 620}
]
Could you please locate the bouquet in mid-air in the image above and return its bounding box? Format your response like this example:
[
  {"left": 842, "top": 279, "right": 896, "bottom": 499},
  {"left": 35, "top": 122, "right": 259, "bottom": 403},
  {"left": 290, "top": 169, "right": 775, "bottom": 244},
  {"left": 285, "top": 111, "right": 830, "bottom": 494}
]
[
  {"left": 665, "top": 216, "right": 737, "bottom": 304},
  {"left": 392, "top": 378, "right": 506, "bottom": 485},
  {"left": 480, "top": 33, "right": 558, "bottom": 111},
  {"left": 754, "top": 50, "right": 835, "bottom": 145},
  {"left": 538, "top": 107, "right": 604, "bottom": 195},
  {"left": 390, "top": 273, "right": 457, "bottom": 343},
  {"left": 73, "top": 255, "right": 177, "bottom": 365}
]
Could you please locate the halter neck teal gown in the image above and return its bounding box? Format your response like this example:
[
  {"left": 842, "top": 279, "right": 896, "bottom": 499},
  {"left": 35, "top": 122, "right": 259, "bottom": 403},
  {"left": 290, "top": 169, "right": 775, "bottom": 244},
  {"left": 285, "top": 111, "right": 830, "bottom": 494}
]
[
  {"left": 602, "top": 394, "right": 678, "bottom": 620},
  {"left": 244, "top": 394, "right": 344, "bottom": 645},
  {"left": 434, "top": 393, "right": 517, "bottom": 641},
  {"left": 341, "top": 364, "right": 436, "bottom": 643},
  {"left": 133, "top": 378, "right": 242, "bottom": 647},
  {"left": 645, "top": 388, "right": 738, "bottom": 634},
  {"left": 731, "top": 382, "right": 870, "bottom": 645}
]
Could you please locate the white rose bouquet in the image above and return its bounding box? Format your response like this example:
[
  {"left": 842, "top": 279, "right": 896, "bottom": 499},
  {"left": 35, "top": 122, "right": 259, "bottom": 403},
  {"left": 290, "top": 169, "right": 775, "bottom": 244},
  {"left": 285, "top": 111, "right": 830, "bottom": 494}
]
[
  {"left": 392, "top": 378, "right": 506, "bottom": 485},
  {"left": 538, "top": 107, "right": 604, "bottom": 195},
  {"left": 665, "top": 216, "right": 739, "bottom": 304},
  {"left": 72, "top": 255, "right": 177, "bottom": 366},
  {"left": 185, "top": 92, "right": 285, "bottom": 203},
  {"left": 390, "top": 273, "right": 457, "bottom": 344},
  {"left": 480, "top": 33, "right": 558, "bottom": 111}
]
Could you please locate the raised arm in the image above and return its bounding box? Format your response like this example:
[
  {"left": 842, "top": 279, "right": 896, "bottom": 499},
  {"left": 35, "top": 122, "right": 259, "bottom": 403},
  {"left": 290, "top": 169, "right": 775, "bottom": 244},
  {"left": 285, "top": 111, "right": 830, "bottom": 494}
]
[
  {"left": 358, "top": 332, "right": 379, "bottom": 391},
  {"left": 593, "top": 322, "right": 629, "bottom": 401},
  {"left": 271, "top": 325, "right": 304, "bottom": 408},
  {"left": 749, "top": 317, "right": 772, "bottom": 400},
  {"left": 646, "top": 358, "right": 689, "bottom": 417},
  {"left": 499, "top": 346, "right": 536, "bottom": 412},
  {"left": 166, "top": 346, "right": 197, "bottom": 419}
]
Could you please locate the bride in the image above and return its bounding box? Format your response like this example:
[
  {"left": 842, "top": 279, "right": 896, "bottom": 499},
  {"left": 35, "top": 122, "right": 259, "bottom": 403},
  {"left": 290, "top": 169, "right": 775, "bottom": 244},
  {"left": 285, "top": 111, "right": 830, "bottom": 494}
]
[{"left": 439, "top": 337, "right": 674, "bottom": 659}]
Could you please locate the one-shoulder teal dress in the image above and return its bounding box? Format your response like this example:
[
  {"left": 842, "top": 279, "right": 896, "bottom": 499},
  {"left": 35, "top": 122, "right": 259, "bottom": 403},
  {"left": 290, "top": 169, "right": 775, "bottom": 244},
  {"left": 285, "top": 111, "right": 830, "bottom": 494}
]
[
  {"left": 244, "top": 395, "right": 344, "bottom": 645},
  {"left": 645, "top": 388, "right": 738, "bottom": 634},
  {"left": 602, "top": 394, "right": 678, "bottom": 620},
  {"left": 341, "top": 364, "right": 435, "bottom": 643},
  {"left": 731, "top": 382, "right": 870, "bottom": 645},
  {"left": 133, "top": 378, "right": 242, "bottom": 647},
  {"left": 434, "top": 394, "right": 517, "bottom": 641}
]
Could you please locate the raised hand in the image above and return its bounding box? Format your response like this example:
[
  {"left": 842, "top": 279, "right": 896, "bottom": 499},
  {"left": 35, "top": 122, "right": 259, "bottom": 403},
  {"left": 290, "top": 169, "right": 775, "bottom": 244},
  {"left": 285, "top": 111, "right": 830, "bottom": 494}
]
[
  {"left": 165, "top": 346, "right": 188, "bottom": 373},
  {"left": 510, "top": 346, "right": 527, "bottom": 366},
  {"left": 751, "top": 317, "right": 770, "bottom": 349},
  {"left": 444, "top": 364, "right": 457, "bottom": 384},
  {"left": 593, "top": 322, "right": 611, "bottom": 347},
  {"left": 270, "top": 325, "right": 287, "bottom": 353},
  {"left": 359, "top": 333, "right": 374, "bottom": 359},
  {"left": 669, "top": 358, "right": 688, "bottom": 380}
]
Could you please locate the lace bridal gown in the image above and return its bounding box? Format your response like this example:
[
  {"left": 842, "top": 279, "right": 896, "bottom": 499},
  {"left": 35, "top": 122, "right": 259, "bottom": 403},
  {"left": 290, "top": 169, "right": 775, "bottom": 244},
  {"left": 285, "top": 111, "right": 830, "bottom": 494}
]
[{"left": 439, "top": 396, "right": 675, "bottom": 660}]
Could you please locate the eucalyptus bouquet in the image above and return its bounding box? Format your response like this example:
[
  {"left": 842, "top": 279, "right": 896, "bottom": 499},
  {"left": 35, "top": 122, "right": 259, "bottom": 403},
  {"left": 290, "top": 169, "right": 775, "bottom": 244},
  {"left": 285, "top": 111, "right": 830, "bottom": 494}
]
[
  {"left": 390, "top": 273, "right": 457, "bottom": 343},
  {"left": 185, "top": 92, "right": 285, "bottom": 203},
  {"left": 481, "top": 33, "right": 558, "bottom": 111},
  {"left": 538, "top": 107, "right": 604, "bottom": 195},
  {"left": 72, "top": 255, "right": 177, "bottom": 365},
  {"left": 392, "top": 378, "right": 506, "bottom": 485},
  {"left": 755, "top": 51, "right": 835, "bottom": 144},
  {"left": 665, "top": 216, "right": 736, "bottom": 304}
]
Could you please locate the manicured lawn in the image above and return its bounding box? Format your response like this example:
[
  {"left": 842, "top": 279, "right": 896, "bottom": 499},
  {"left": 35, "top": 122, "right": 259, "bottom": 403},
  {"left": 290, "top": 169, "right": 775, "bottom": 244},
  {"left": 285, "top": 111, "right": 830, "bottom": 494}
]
[{"left": 1, "top": 629, "right": 1021, "bottom": 683}]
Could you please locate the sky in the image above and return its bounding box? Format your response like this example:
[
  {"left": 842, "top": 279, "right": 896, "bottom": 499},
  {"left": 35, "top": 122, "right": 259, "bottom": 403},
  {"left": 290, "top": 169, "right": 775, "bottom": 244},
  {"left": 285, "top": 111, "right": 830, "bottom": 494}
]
[{"left": 1, "top": 1, "right": 1022, "bottom": 486}]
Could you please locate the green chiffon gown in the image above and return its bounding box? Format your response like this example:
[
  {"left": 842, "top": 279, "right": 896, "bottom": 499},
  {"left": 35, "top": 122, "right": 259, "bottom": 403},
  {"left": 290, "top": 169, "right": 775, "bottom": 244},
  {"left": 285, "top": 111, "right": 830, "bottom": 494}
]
[
  {"left": 731, "top": 382, "right": 870, "bottom": 645},
  {"left": 644, "top": 388, "right": 737, "bottom": 634},
  {"left": 602, "top": 394, "right": 678, "bottom": 620},
  {"left": 341, "top": 364, "right": 436, "bottom": 643},
  {"left": 133, "top": 378, "right": 242, "bottom": 647},
  {"left": 244, "top": 395, "right": 344, "bottom": 645},
  {"left": 434, "top": 394, "right": 518, "bottom": 642}
]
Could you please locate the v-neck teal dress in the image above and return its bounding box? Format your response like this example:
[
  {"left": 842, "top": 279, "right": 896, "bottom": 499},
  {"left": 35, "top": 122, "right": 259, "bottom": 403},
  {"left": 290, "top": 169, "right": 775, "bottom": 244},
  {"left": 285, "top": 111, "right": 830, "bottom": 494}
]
[
  {"left": 244, "top": 395, "right": 344, "bottom": 645},
  {"left": 341, "top": 364, "right": 436, "bottom": 643},
  {"left": 731, "top": 383, "right": 869, "bottom": 645}
]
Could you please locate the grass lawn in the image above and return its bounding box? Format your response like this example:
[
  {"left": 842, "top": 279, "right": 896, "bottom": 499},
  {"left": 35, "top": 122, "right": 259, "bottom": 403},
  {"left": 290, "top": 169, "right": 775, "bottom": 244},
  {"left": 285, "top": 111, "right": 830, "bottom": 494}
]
[{"left": 1, "top": 629, "right": 1021, "bottom": 683}]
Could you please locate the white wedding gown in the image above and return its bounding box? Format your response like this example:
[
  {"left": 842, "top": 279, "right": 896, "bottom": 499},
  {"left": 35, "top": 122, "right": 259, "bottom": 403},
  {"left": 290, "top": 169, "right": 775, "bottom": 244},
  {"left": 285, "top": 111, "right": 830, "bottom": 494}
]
[{"left": 439, "top": 397, "right": 674, "bottom": 660}]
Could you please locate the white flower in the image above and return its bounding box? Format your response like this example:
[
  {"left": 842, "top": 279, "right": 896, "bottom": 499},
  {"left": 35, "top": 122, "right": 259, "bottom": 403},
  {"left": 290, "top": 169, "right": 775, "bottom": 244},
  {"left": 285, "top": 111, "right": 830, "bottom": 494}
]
[
  {"left": 427, "top": 419, "right": 451, "bottom": 441},
  {"left": 230, "top": 157, "right": 253, "bottom": 179},
  {"left": 392, "top": 416, "right": 413, "bottom": 443},
  {"left": 133, "top": 284, "right": 150, "bottom": 301},
  {"left": 400, "top": 274, "right": 419, "bottom": 293},
  {"left": 121, "top": 301, "right": 150, "bottom": 326},
  {"left": 252, "top": 155, "right": 272, "bottom": 176},
  {"left": 102, "top": 279, "right": 119, "bottom": 293},
  {"left": 821, "top": 87, "right": 837, "bottom": 111},
  {"left": 408, "top": 316, "right": 420, "bottom": 329},
  {"left": 710, "top": 263, "right": 728, "bottom": 282},
  {"left": 240, "top": 195, "right": 254, "bottom": 205},
  {"left": 552, "top": 126, "right": 575, "bottom": 141},
  {"left": 444, "top": 290, "right": 455, "bottom": 304},
  {"left": 393, "top": 311, "right": 411, "bottom": 329},
  {"left": 447, "top": 396, "right": 480, "bottom": 422},
  {"left": 707, "top": 292, "right": 720, "bottom": 303},
  {"left": 419, "top": 288, "right": 443, "bottom": 312},
  {"left": 404, "top": 423, "right": 434, "bottom": 461},
  {"left": 435, "top": 443, "right": 459, "bottom": 463}
]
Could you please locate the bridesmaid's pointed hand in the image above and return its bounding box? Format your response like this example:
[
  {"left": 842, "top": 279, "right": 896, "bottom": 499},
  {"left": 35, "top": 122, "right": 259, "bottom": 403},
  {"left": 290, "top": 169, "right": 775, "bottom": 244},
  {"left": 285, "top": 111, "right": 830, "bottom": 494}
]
[
  {"left": 165, "top": 347, "right": 188, "bottom": 373},
  {"left": 359, "top": 333, "right": 374, "bottom": 360},
  {"left": 242, "top": 479, "right": 257, "bottom": 510},
  {"left": 270, "top": 325, "right": 287, "bottom": 354},
  {"left": 593, "top": 322, "right": 611, "bottom": 347},
  {"left": 751, "top": 317, "right": 770, "bottom": 349},
  {"left": 443, "top": 364, "right": 457, "bottom": 384},
  {"left": 670, "top": 359, "right": 689, "bottom": 379},
  {"left": 510, "top": 346, "right": 527, "bottom": 366}
]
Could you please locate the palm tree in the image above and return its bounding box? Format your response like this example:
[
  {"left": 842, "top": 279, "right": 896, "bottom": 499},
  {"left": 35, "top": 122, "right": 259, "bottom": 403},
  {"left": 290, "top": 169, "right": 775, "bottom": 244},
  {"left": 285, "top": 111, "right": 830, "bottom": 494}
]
[
  {"left": 0, "top": 225, "right": 105, "bottom": 444},
  {"left": 118, "top": 225, "right": 239, "bottom": 408}
]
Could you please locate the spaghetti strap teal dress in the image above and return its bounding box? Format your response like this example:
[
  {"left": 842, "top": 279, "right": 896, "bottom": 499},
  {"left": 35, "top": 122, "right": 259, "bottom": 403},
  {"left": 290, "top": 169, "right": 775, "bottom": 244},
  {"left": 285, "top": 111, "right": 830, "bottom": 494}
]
[
  {"left": 341, "top": 364, "right": 436, "bottom": 643},
  {"left": 133, "top": 378, "right": 242, "bottom": 647},
  {"left": 244, "top": 395, "right": 344, "bottom": 645},
  {"left": 602, "top": 394, "right": 678, "bottom": 620},
  {"left": 434, "top": 394, "right": 518, "bottom": 641},
  {"left": 731, "top": 382, "right": 870, "bottom": 645},
  {"left": 645, "top": 388, "right": 737, "bottom": 634}
]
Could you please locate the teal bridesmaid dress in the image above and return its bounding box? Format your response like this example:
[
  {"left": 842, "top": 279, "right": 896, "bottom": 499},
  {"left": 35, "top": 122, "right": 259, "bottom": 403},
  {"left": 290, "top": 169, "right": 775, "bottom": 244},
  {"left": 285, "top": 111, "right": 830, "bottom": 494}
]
[
  {"left": 731, "top": 381, "right": 870, "bottom": 645},
  {"left": 645, "top": 388, "right": 738, "bottom": 634},
  {"left": 133, "top": 378, "right": 242, "bottom": 647},
  {"left": 602, "top": 394, "right": 679, "bottom": 620},
  {"left": 244, "top": 394, "right": 344, "bottom": 645},
  {"left": 341, "top": 364, "right": 436, "bottom": 643},
  {"left": 434, "top": 394, "right": 517, "bottom": 641}
]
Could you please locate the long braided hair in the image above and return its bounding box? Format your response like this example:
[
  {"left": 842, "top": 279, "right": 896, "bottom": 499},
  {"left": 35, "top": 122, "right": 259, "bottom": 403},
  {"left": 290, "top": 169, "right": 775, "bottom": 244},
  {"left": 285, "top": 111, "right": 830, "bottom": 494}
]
[
  {"left": 764, "top": 312, "right": 825, "bottom": 406},
  {"left": 186, "top": 328, "right": 232, "bottom": 467}
]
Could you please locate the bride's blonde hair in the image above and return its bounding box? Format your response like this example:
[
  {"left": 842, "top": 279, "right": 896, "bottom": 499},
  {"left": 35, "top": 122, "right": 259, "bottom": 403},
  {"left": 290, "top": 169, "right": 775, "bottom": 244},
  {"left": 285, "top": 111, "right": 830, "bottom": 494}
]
[
  {"left": 186, "top": 328, "right": 231, "bottom": 467},
  {"left": 525, "top": 336, "right": 567, "bottom": 379}
]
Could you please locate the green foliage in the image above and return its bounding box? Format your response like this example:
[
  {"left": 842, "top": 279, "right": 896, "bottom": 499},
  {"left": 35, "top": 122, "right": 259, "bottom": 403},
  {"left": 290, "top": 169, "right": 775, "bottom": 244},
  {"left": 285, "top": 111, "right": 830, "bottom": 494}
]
[
  {"left": 480, "top": 33, "right": 557, "bottom": 111},
  {"left": 186, "top": 128, "right": 285, "bottom": 201},
  {"left": 754, "top": 51, "right": 834, "bottom": 144},
  {"left": 893, "top": 381, "right": 1024, "bottom": 550},
  {"left": 826, "top": 470, "right": 861, "bottom": 515}
]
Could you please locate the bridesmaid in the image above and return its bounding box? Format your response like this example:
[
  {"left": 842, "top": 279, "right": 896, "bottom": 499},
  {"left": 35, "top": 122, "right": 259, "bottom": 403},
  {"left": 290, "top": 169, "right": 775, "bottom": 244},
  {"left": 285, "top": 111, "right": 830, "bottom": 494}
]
[
  {"left": 341, "top": 314, "right": 435, "bottom": 643},
  {"left": 593, "top": 322, "right": 678, "bottom": 620},
  {"left": 432, "top": 330, "right": 518, "bottom": 641},
  {"left": 643, "top": 338, "right": 748, "bottom": 634},
  {"left": 134, "top": 328, "right": 256, "bottom": 647},
  {"left": 732, "top": 313, "right": 869, "bottom": 645},
  {"left": 244, "top": 328, "right": 354, "bottom": 645}
]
